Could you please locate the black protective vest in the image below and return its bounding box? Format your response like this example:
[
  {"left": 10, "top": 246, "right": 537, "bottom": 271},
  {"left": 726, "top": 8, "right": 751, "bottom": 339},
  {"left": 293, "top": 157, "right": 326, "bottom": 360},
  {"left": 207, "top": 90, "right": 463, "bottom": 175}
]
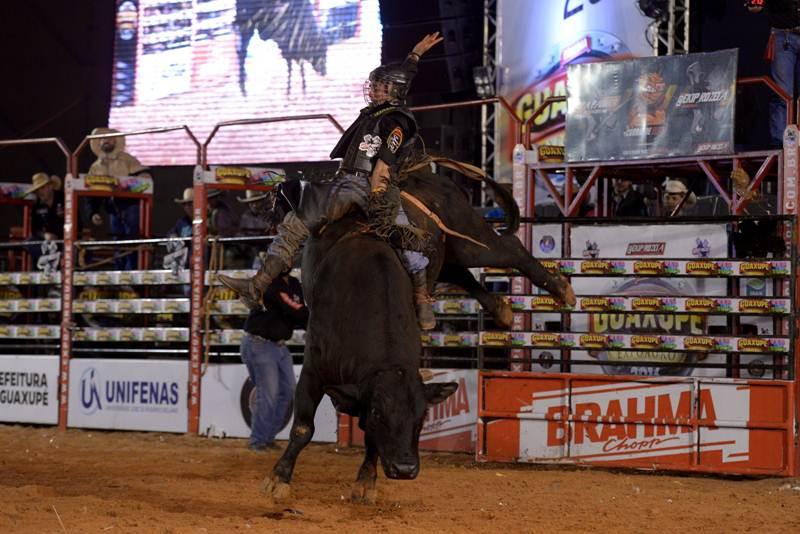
[{"left": 331, "top": 104, "right": 417, "bottom": 174}]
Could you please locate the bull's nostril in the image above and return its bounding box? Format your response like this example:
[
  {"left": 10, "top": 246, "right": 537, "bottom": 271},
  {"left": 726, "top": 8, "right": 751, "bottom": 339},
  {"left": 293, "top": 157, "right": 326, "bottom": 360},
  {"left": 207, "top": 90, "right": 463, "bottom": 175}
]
[{"left": 392, "top": 463, "right": 419, "bottom": 479}]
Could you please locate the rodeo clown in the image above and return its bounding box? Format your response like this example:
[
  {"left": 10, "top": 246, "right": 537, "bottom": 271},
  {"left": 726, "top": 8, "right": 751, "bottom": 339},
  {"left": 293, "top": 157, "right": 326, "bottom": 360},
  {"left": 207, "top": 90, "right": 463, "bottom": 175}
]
[{"left": 219, "top": 33, "right": 443, "bottom": 330}]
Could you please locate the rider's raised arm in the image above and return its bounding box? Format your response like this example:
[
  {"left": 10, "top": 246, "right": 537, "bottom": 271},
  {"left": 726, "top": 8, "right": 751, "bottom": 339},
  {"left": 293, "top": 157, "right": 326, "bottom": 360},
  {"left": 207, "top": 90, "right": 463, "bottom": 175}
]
[{"left": 400, "top": 32, "right": 444, "bottom": 83}]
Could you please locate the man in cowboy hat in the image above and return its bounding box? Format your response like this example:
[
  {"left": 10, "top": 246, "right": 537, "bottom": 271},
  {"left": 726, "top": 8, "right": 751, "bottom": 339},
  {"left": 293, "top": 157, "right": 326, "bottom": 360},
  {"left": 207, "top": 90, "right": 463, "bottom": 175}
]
[
  {"left": 237, "top": 189, "right": 271, "bottom": 236},
  {"left": 27, "top": 172, "right": 64, "bottom": 242},
  {"left": 86, "top": 127, "right": 152, "bottom": 270},
  {"left": 236, "top": 189, "right": 272, "bottom": 268},
  {"left": 662, "top": 178, "right": 697, "bottom": 216},
  {"left": 168, "top": 187, "right": 225, "bottom": 238}
]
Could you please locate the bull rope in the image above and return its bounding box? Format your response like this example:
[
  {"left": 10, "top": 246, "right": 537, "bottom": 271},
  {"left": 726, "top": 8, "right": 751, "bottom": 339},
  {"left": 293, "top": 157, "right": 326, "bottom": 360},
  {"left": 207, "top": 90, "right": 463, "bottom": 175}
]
[{"left": 400, "top": 191, "right": 489, "bottom": 250}]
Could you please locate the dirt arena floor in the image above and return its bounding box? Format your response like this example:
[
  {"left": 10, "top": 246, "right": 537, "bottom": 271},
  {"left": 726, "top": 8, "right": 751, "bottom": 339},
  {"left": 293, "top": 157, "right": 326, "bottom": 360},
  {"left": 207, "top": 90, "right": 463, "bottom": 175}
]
[{"left": 0, "top": 425, "right": 798, "bottom": 533}]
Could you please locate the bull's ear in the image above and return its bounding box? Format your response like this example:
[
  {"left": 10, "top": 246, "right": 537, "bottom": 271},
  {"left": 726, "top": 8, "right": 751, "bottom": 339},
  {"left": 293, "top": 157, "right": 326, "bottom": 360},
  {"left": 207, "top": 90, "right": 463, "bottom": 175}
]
[
  {"left": 424, "top": 382, "right": 459, "bottom": 405},
  {"left": 324, "top": 385, "right": 361, "bottom": 415}
]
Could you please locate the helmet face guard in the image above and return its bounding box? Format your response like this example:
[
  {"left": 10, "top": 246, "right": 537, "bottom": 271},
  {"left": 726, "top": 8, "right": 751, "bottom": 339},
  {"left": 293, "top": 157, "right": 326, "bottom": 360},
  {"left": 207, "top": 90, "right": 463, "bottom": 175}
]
[{"left": 364, "top": 64, "right": 410, "bottom": 105}]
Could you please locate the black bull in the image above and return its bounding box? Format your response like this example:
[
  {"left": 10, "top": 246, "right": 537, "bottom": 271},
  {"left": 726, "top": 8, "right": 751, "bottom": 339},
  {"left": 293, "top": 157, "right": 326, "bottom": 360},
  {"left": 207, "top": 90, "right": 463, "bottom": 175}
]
[{"left": 262, "top": 169, "right": 574, "bottom": 502}]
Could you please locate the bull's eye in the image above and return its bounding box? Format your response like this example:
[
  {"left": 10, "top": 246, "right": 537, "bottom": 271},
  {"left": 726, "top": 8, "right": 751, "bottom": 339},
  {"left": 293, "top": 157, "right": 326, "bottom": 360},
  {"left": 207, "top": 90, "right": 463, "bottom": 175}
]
[{"left": 370, "top": 407, "right": 381, "bottom": 419}]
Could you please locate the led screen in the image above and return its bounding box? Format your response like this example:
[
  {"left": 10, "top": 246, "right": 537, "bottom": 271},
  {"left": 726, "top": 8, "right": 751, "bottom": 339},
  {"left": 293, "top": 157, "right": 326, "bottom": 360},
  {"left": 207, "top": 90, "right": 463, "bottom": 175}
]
[{"left": 109, "top": 0, "right": 382, "bottom": 165}]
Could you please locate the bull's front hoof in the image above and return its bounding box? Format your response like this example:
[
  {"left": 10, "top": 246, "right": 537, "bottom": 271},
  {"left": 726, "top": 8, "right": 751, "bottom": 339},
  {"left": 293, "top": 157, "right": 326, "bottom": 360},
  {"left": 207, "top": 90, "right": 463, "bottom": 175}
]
[
  {"left": 494, "top": 296, "right": 513, "bottom": 329},
  {"left": 350, "top": 482, "right": 377, "bottom": 505},
  {"left": 262, "top": 476, "right": 292, "bottom": 501}
]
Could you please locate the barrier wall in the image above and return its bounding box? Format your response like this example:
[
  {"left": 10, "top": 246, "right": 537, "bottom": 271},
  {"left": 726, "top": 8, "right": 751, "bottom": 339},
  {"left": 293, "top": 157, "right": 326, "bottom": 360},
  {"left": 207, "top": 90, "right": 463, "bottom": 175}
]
[{"left": 478, "top": 372, "right": 796, "bottom": 476}]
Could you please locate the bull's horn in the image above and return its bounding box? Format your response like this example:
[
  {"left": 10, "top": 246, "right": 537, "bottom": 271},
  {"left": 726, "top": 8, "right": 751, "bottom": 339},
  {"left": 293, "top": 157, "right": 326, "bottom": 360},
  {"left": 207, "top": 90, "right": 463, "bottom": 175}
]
[{"left": 419, "top": 369, "right": 435, "bottom": 382}]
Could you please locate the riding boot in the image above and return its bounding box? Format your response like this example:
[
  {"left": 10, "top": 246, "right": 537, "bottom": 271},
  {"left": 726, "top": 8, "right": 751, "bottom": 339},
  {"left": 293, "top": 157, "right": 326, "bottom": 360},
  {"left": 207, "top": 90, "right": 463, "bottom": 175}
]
[
  {"left": 412, "top": 270, "right": 436, "bottom": 331},
  {"left": 217, "top": 254, "right": 287, "bottom": 310},
  {"left": 217, "top": 211, "right": 309, "bottom": 310}
]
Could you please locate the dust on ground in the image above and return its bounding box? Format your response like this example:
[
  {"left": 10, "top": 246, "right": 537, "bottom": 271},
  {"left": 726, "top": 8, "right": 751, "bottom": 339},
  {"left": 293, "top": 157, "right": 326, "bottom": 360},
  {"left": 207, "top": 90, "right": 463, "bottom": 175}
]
[{"left": 0, "top": 425, "right": 798, "bottom": 533}]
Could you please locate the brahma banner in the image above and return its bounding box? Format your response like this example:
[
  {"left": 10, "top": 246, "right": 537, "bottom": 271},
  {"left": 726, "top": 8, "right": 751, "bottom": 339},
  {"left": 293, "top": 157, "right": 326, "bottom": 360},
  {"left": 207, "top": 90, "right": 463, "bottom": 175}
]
[
  {"left": 339, "top": 370, "right": 479, "bottom": 453},
  {"left": 496, "top": 0, "right": 652, "bottom": 181},
  {"left": 566, "top": 50, "right": 738, "bottom": 161},
  {"left": 479, "top": 373, "right": 794, "bottom": 475},
  {"left": 199, "top": 363, "right": 338, "bottom": 442}
]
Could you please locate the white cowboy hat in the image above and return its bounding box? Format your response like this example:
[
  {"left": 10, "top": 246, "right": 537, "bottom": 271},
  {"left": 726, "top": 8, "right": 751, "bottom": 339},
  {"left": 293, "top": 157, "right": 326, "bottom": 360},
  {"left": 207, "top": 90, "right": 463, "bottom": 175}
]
[
  {"left": 663, "top": 178, "right": 696, "bottom": 205},
  {"left": 236, "top": 189, "right": 269, "bottom": 203},
  {"left": 174, "top": 187, "right": 221, "bottom": 203},
  {"left": 26, "top": 172, "right": 62, "bottom": 195}
]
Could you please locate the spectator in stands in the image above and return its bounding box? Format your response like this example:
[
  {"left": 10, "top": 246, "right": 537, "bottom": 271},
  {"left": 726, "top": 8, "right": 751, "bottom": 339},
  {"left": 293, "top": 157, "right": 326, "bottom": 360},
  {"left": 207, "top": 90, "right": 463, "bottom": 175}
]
[
  {"left": 26, "top": 172, "right": 64, "bottom": 264},
  {"left": 87, "top": 127, "right": 152, "bottom": 270},
  {"left": 27, "top": 172, "right": 64, "bottom": 242},
  {"left": 662, "top": 178, "right": 697, "bottom": 216},
  {"left": 611, "top": 178, "right": 648, "bottom": 217},
  {"left": 168, "top": 188, "right": 198, "bottom": 239},
  {"left": 237, "top": 189, "right": 272, "bottom": 267},
  {"left": 746, "top": 0, "right": 800, "bottom": 147},
  {"left": 240, "top": 268, "right": 308, "bottom": 451},
  {"left": 237, "top": 189, "right": 271, "bottom": 236},
  {"left": 208, "top": 191, "right": 237, "bottom": 238}
]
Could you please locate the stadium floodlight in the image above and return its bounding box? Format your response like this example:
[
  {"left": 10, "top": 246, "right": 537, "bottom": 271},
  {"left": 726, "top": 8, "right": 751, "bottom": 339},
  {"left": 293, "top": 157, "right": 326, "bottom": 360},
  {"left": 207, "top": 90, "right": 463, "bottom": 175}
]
[{"left": 473, "top": 65, "right": 495, "bottom": 99}]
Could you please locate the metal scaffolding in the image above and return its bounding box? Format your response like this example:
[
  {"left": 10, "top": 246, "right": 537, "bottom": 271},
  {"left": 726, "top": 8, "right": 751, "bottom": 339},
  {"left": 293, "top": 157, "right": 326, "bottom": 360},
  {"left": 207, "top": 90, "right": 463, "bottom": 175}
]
[
  {"left": 649, "top": 0, "right": 691, "bottom": 56},
  {"left": 480, "top": 0, "right": 498, "bottom": 192}
]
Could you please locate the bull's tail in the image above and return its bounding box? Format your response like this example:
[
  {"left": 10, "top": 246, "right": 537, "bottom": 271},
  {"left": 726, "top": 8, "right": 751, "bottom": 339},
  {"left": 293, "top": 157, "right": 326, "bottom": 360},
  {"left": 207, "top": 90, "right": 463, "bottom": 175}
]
[{"left": 402, "top": 155, "right": 521, "bottom": 236}]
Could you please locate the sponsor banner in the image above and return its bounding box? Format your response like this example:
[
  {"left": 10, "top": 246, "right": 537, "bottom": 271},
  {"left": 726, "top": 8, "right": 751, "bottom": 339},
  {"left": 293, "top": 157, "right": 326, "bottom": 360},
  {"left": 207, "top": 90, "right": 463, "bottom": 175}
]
[
  {"left": 538, "top": 259, "right": 789, "bottom": 277},
  {"left": 481, "top": 373, "right": 793, "bottom": 474},
  {"left": 0, "top": 182, "right": 33, "bottom": 201},
  {"left": 566, "top": 50, "right": 737, "bottom": 161},
  {"left": 0, "top": 299, "right": 61, "bottom": 313},
  {"left": 571, "top": 223, "right": 728, "bottom": 259},
  {"left": 76, "top": 173, "right": 154, "bottom": 195},
  {"left": 203, "top": 166, "right": 285, "bottom": 187},
  {"left": 507, "top": 295, "right": 789, "bottom": 315},
  {"left": 199, "top": 363, "right": 337, "bottom": 443},
  {"left": 73, "top": 270, "right": 189, "bottom": 286},
  {"left": 72, "top": 328, "right": 189, "bottom": 343},
  {"left": 0, "top": 272, "right": 61, "bottom": 285},
  {"left": 343, "top": 370, "right": 479, "bottom": 453},
  {"left": 497, "top": 0, "right": 652, "bottom": 182},
  {"left": 73, "top": 299, "right": 190, "bottom": 314},
  {"left": 570, "top": 224, "right": 736, "bottom": 378},
  {"left": 68, "top": 359, "right": 188, "bottom": 432},
  {"left": 420, "top": 370, "right": 479, "bottom": 452},
  {"left": 520, "top": 381, "right": 749, "bottom": 463},
  {"left": 421, "top": 332, "right": 479, "bottom": 348},
  {"left": 0, "top": 355, "right": 59, "bottom": 424},
  {"left": 0, "top": 325, "right": 59, "bottom": 339},
  {"left": 479, "top": 331, "right": 788, "bottom": 353}
]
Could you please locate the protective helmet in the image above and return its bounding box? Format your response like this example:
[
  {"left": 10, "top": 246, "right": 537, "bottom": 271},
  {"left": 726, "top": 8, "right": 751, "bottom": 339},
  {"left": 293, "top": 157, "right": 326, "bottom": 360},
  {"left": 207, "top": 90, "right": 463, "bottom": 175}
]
[{"left": 364, "top": 63, "right": 411, "bottom": 105}]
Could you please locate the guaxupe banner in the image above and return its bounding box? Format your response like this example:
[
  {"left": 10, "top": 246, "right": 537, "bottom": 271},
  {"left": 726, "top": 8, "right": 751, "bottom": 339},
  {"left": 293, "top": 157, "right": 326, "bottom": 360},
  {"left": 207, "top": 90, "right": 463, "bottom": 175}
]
[
  {"left": 569, "top": 224, "right": 729, "bottom": 377},
  {"left": 68, "top": 359, "right": 188, "bottom": 432},
  {"left": 0, "top": 355, "right": 59, "bottom": 424}
]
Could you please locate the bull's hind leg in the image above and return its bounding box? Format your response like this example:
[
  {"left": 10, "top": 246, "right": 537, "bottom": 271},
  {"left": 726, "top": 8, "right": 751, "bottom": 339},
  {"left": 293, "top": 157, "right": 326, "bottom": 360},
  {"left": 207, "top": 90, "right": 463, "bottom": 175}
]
[
  {"left": 438, "top": 264, "right": 513, "bottom": 328},
  {"left": 264, "top": 367, "right": 322, "bottom": 501},
  {"left": 351, "top": 441, "right": 378, "bottom": 504},
  {"left": 452, "top": 235, "right": 576, "bottom": 307}
]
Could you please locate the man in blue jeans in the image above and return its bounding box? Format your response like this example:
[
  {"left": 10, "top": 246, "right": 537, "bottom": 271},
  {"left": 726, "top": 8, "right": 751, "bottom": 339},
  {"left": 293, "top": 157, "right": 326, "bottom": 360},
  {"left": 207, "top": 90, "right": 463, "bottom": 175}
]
[
  {"left": 747, "top": 0, "right": 800, "bottom": 146},
  {"left": 240, "top": 269, "right": 308, "bottom": 451}
]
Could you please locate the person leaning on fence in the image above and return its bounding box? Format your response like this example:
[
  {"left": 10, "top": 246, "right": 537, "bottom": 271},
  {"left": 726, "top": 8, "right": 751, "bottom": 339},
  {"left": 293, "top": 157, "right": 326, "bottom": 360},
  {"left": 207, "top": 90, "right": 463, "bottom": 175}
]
[
  {"left": 86, "top": 127, "right": 152, "bottom": 270},
  {"left": 241, "top": 269, "right": 308, "bottom": 452},
  {"left": 218, "top": 32, "right": 444, "bottom": 330},
  {"left": 25, "top": 172, "right": 64, "bottom": 263}
]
